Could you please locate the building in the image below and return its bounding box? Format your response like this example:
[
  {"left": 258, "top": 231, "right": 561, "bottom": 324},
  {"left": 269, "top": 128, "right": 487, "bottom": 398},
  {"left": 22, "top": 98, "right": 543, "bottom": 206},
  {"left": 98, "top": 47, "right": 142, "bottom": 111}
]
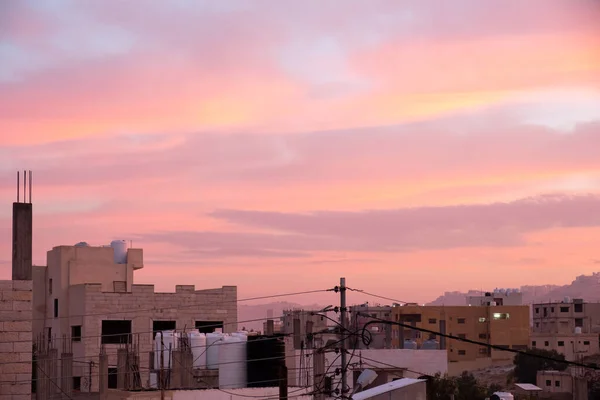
[
  {"left": 32, "top": 242, "right": 237, "bottom": 393},
  {"left": 467, "top": 288, "right": 523, "bottom": 306},
  {"left": 536, "top": 370, "right": 588, "bottom": 397},
  {"left": 281, "top": 309, "right": 328, "bottom": 349},
  {"left": 349, "top": 304, "right": 393, "bottom": 349},
  {"left": 531, "top": 333, "right": 599, "bottom": 361},
  {"left": 390, "top": 304, "right": 530, "bottom": 364}
]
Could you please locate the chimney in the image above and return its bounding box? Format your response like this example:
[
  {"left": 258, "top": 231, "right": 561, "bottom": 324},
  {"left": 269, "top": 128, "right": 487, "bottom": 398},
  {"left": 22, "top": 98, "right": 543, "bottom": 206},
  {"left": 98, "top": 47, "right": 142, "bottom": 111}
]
[{"left": 12, "top": 170, "right": 33, "bottom": 280}]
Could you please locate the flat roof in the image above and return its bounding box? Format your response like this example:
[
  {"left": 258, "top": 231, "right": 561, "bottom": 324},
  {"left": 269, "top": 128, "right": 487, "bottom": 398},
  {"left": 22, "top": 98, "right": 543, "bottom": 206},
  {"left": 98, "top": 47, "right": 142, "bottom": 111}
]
[
  {"left": 352, "top": 378, "right": 425, "bottom": 400},
  {"left": 515, "top": 383, "right": 542, "bottom": 391}
]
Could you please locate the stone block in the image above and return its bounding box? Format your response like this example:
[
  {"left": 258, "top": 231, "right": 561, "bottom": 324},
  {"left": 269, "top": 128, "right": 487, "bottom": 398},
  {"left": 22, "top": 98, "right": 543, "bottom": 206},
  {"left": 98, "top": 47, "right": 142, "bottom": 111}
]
[
  {"left": 0, "top": 353, "right": 20, "bottom": 363},
  {"left": 0, "top": 342, "right": 14, "bottom": 352},
  {"left": 12, "top": 281, "right": 32, "bottom": 291},
  {"left": 10, "top": 291, "right": 32, "bottom": 301},
  {"left": 3, "top": 321, "right": 32, "bottom": 332},
  {"left": 12, "top": 301, "right": 32, "bottom": 311},
  {"left": 0, "top": 332, "right": 19, "bottom": 342},
  {"left": 0, "top": 281, "right": 13, "bottom": 290},
  {"left": 14, "top": 341, "right": 32, "bottom": 353},
  {"left": 0, "top": 300, "right": 13, "bottom": 311},
  {"left": 9, "top": 362, "right": 31, "bottom": 374},
  {"left": 17, "top": 332, "right": 32, "bottom": 341}
]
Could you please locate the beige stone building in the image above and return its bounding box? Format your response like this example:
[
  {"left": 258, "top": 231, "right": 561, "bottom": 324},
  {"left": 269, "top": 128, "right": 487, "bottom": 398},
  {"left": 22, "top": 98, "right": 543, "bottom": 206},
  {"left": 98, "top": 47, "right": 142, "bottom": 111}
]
[
  {"left": 280, "top": 308, "right": 328, "bottom": 349},
  {"left": 32, "top": 242, "right": 237, "bottom": 393},
  {"left": 391, "top": 305, "right": 530, "bottom": 363}
]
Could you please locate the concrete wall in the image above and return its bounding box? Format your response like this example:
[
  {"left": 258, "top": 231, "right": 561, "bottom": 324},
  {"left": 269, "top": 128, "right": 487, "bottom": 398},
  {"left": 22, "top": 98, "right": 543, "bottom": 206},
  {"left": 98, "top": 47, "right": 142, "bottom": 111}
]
[
  {"left": 0, "top": 280, "right": 33, "bottom": 400},
  {"left": 537, "top": 371, "right": 572, "bottom": 394},
  {"left": 531, "top": 333, "right": 599, "bottom": 361},
  {"left": 105, "top": 388, "right": 311, "bottom": 400},
  {"left": 76, "top": 283, "right": 237, "bottom": 392}
]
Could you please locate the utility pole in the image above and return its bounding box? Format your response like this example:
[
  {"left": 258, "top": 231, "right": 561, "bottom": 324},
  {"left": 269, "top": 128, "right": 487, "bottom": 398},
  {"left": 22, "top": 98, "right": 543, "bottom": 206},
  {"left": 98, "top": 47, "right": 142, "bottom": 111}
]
[
  {"left": 340, "top": 277, "right": 347, "bottom": 397},
  {"left": 160, "top": 333, "right": 165, "bottom": 400},
  {"left": 279, "top": 365, "right": 288, "bottom": 400}
]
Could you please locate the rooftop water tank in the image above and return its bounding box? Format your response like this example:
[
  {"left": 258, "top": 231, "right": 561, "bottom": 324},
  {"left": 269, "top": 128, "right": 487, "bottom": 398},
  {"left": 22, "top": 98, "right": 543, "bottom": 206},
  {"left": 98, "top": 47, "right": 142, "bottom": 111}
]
[
  {"left": 403, "top": 339, "right": 418, "bottom": 350},
  {"left": 247, "top": 335, "right": 285, "bottom": 388},
  {"left": 154, "top": 331, "right": 175, "bottom": 370},
  {"left": 421, "top": 340, "right": 439, "bottom": 350},
  {"left": 564, "top": 296, "right": 571, "bottom": 303},
  {"left": 74, "top": 242, "right": 89, "bottom": 247},
  {"left": 219, "top": 335, "right": 247, "bottom": 389},
  {"left": 575, "top": 327, "right": 582, "bottom": 335},
  {"left": 189, "top": 332, "right": 207, "bottom": 369},
  {"left": 206, "top": 333, "right": 224, "bottom": 370},
  {"left": 111, "top": 240, "right": 128, "bottom": 264}
]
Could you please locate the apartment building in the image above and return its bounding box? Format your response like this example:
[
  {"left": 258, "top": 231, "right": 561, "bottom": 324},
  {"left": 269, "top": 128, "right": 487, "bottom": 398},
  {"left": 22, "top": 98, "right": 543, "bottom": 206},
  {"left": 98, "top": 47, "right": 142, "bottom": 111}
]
[
  {"left": 467, "top": 288, "right": 523, "bottom": 306},
  {"left": 349, "top": 304, "right": 393, "bottom": 349},
  {"left": 32, "top": 242, "right": 237, "bottom": 392},
  {"left": 280, "top": 309, "right": 328, "bottom": 349},
  {"left": 531, "top": 298, "right": 600, "bottom": 361},
  {"left": 391, "top": 305, "right": 530, "bottom": 363}
]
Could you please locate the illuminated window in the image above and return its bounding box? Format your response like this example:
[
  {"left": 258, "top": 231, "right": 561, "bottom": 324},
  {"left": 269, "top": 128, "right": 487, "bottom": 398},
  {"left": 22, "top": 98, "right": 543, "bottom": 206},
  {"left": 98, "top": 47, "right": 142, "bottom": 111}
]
[
  {"left": 479, "top": 317, "right": 487, "bottom": 323},
  {"left": 493, "top": 313, "right": 509, "bottom": 320}
]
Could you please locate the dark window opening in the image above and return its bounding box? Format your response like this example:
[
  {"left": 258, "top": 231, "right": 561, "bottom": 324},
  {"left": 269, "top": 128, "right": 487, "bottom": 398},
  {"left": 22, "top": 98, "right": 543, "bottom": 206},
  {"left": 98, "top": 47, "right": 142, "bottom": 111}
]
[
  {"left": 544, "top": 341, "right": 549, "bottom": 346},
  {"left": 101, "top": 320, "right": 132, "bottom": 344},
  {"left": 457, "top": 318, "right": 466, "bottom": 324},
  {"left": 535, "top": 308, "right": 539, "bottom": 313},
  {"left": 532, "top": 341, "right": 537, "bottom": 347},
  {"left": 560, "top": 306, "right": 569, "bottom": 313},
  {"left": 49, "top": 279, "right": 53, "bottom": 295},
  {"left": 551, "top": 307, "right": 554, "bottom": 312},
  {"left": 558, "top": 341, "right": 565, "bottom": 346},
  {"left": 458, "top": 350, "right": 466, "bottom": 355},
  {"left": 428, "top": 318, "right": 437, "bottom": 324},
  {"left": 584, "top": 341, "right": 590, "bottom": 345},
  {"left": 108, "top": 368, "right": 118, "bottom": 389},
  {"left": 71, "top": 326, "right": 81, "bottom": 342},
  {"left": 195, "top": 320, "right": 223, "bottom": 334},
  {"left": 543, "top": 308, "right": 548, "bottom": 317},
  {"left": 153, "top": 320, "right": 176, "bottom": 339},
  {"left": 546, "top": 380, "right": 551, "bottom": 386},
  {"left": 479, "top": 333, "right": 487, "bottom": 339},
  {"left": 73, "top": 377, "right": 81, "bottom": 391},
  {"left": 575, "top": 318, "right": 583, "bottom": 327},
  {"left": 575, "top": 303, "right": 583, "bottom": 313},
  {"left": 53, "top": 299, "right": 58, "bottom": 318},
  {"left": 555, "top": 381, "right": 560, "bottom": 387},
  {"left": 457, "top": 334, "right": 466, "bottom": 339}
]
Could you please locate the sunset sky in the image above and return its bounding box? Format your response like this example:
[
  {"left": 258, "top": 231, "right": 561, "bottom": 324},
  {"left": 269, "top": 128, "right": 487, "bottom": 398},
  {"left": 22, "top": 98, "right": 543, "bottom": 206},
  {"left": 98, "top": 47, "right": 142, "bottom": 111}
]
[{"left": 1, "top": 0, "right": 600, "bottom": 305}]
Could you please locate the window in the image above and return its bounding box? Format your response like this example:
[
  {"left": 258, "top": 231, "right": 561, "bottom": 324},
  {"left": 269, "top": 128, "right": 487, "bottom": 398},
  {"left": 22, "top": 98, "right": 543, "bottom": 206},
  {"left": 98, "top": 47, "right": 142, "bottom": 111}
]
[
  {"left": 535, "top": 308, "right": 539, "bottom": 314},
  {"left": 560, "top": 306, "right": 569, "bottom": 312},
  {"left": 71, "top": 326, "right": 81, "bottom": 342},
  {"left": 153, "top": 321, "right": 176, "bottom": 339},
  {"left": 195, "top": 320, "right": 223, "bottom": 334},
  {"left": 457, "top": 334, "right": 466, "bottom": 339},
  {"left": 108, "top": 367, "right": 118, "bottom": 389},
  {"left": 584, "top": 341, "right": 590, "bottom": 345},
  {"left": 543, "top": 308, "right": 548, "bottom": 317},
  {"left": 532, "top": 341, "right": 536, "bottom": 347},
  {"left": 535, "top": 322, "right": 540, "bottom": 328},
  {"left": 551, "top": 307, "right": 554, "bottom": 312},
  {"left": 428, "top": 318, "right": 437, "bottom": 324},
  {"left": 53, "top": 299, "right": 58, "bottom": 318},
  {"left": 101, "top": 320, "right": 132, "bottom": 344},
  {"left": 555, "top": 381, "right": 560, "bottom": 387},
  {"left": 558, "top": 341, "right": 564, "bottom": 346},
  {"left": 493, "top": 313, "right": 509, "bottom": 320},
  {"left": 113, "top": 281, "right": 126, "bottom": 293},
  {"left": 479, "top": 348, "right": 488, "bottom": 354},
  {"left": 546, "top": 380, "right": 551, "bottom": 386},
  {"left": 478, "top": 317, "right": 486, "bottom": 323},
  {"left": 479, "top": 333, "right": 487, "bottom": 339},
  {"left": 73, "top": 377, "right": 81, "bottom": 391},
  {"left": 575, "top": 318, "right": 583, "bottom": 327},
  {"left": 544, "top": 341, "right": 549, "bottom": 346},
  {"left": 458, "top": 350, "right": 466, "bottom": 355},
  {"left": 49, "top": 279, "right": 53, "bottom": 295},
  {"left": 575, "top": 303, "right": 583, "bottom": 313},
  {"left": 457, "top": 318, "right": 466, "bottom": 324}
]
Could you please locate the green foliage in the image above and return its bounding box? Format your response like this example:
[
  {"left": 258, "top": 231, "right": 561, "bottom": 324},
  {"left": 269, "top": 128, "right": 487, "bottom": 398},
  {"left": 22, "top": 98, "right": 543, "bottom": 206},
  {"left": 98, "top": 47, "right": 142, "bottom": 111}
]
[
  {"left": 513, "top": 348, "right": 567, "bottom": 384},
  {"left": 425, "top": 371, "right": 500, "bottom": 400}
]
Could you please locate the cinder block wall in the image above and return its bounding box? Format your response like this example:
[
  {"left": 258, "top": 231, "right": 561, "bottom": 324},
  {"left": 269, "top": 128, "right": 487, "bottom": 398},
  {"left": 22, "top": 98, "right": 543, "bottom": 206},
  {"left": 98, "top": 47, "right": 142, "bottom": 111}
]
[{"left": 0, "top": 280, "right": 33, "bottom": 400}]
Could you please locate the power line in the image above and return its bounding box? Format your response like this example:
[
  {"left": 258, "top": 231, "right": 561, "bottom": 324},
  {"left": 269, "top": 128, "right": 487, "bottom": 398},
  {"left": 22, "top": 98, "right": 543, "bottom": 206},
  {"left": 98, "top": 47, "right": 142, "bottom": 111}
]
[{"left": 346, "top": 287, "right": 410, "bottom": 305}]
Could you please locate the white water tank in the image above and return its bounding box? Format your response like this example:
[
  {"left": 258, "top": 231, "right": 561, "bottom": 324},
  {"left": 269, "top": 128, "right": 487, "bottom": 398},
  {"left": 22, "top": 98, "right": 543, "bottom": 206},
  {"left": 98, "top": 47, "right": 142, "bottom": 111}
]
[
  {"left": 111, "top": 240, "right": 128, "bottom": 264},
  {"left": 493, "top": 392, "right": 514, "bottom": 400},
  {"left": 575, "top": 327, "right": 582, "bottom": 335},
  {"left": 564, "top": 296, "right": 571, "bottom": 303},
  {"left": 403, "top": 339, "right": 418, "bottom": 349},
  {"left": 219, "top": 335, "right": 247, "bottom": 389},
  {"left": 149, "top": 372, "right": 158, "bottom": 388},
  {"left": 190, "top": 332, "right": 207, "bottom": 369},
  {"left": 206, "top": 333, "right": 224, "bottom": 369},
  {"left": 154, "top": 331, "right": 176, "bottom": 369}
]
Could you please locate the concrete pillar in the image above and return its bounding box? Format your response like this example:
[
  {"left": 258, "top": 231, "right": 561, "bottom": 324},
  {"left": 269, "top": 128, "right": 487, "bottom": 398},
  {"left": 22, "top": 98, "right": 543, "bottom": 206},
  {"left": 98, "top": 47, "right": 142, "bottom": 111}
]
[
  {"left": 47, "top": 348, "right": 59, "bottom": 397},
  {"left": 12, "top": 202, "right": 32, "bottom": 280},
  {"left": 313, "top": 350, "right": 326, "bottom": 400},
  {"left": 61, "top": 352, "right": 73, "bottom": 398},
  {"left": 172, "top": 350, "right": 183, "bottom": 389},
  {"left": 266, "top": 320, "right": 274, "bottom": 336},
  {"left": 384, "top": 324, "right": 392, "bottom": 349},
  {"left": 36, "top": 352, "right": 48, "bottom": 400},
  {"left": 182, "top": 350, "right": 194, "bottom": 388},
  {"left": 117, "top": 348, "right": 128, "bottom": 389},
  {"left": 99, "top": 352, "right": 108, "bottom": 400}
]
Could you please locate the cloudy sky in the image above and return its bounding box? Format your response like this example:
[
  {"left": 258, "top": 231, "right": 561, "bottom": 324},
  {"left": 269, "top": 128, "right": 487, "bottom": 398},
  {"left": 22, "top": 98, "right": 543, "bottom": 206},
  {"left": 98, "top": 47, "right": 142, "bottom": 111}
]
[{"left": 1, "top": 0, "right": 599, "bottom": 304}]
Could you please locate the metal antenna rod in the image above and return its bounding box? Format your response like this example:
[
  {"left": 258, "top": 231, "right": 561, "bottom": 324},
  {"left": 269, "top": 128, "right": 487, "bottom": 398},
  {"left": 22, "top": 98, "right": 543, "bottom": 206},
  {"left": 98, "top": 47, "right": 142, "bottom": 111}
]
[
  {"left": 17, "top": 171, "right": 19, "bottom": 202},
  {"left": 23, "top": 170, "right": 26, "bottom": 203},
  {"left": 29, "top": 170, "right": 32, "bottom": 203}
]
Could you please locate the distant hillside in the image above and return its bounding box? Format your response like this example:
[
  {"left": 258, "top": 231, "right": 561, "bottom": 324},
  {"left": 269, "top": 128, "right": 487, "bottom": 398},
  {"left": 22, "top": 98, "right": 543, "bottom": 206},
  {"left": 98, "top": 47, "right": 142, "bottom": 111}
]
[
  {"left": 238, "top": 301, "right": 325, "bottom": 331},
  {"left": 428, "top": 272, "right": 600, "bottom": 305}
]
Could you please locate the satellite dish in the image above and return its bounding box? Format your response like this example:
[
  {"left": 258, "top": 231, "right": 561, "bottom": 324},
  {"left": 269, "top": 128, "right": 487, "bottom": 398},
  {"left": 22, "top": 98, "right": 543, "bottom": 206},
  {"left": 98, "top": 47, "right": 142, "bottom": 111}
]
[{"left": 350, "top": 369, "right": 378, "bottom": 396}]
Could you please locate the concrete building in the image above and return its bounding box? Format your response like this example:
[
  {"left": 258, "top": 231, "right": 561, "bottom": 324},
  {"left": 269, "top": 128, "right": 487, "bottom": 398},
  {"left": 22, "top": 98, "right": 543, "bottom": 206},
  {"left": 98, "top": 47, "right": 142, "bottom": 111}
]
[
  {"left": 390, "top": 304, "right": 530, "bottom": 363},
  {"left": 467, "top": 288, "right": 523, "bottom": 306},
  {"left": 536, "top": 370, "right": 588, "bottom": 399},
  {"left": 32, "top": 242, "right": 237, "bottom": 393},
  {"left": 531, "top": 332, "right": 599, "bottom": 361},
  {"left": 281, "top": 309, "right": 328, "bottom": 349},
  {"left": 532, "top": 298, "right": 600, "bottom": 334},
  {"left": 349, "top": 304, "right": 393, "bottom": 349}
]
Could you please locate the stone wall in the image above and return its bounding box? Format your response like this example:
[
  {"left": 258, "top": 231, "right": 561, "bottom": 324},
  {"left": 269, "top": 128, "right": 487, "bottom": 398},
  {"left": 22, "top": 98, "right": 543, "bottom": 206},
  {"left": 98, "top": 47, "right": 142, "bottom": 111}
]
[{"left": 0, "top": 280, "right": 33, "bottom": 400}]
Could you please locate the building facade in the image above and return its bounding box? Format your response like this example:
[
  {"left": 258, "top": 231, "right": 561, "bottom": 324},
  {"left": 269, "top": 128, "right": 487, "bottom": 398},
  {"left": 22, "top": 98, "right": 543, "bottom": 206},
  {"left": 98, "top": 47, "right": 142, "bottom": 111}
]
[
  {"left": 391, "top": 305, "right": 530, "bottom": 363},
  {"left": 280, "top": 309, "right": 328, "bottom": 349},
  {"left": 349, "top": 304, "right": 393, "bottom": 349},
  {"left": 466, "top": 289, "right": 523, "bottom": 306},
  {"left": 32, "top": 243, "right": 237, "bottom": 392}
]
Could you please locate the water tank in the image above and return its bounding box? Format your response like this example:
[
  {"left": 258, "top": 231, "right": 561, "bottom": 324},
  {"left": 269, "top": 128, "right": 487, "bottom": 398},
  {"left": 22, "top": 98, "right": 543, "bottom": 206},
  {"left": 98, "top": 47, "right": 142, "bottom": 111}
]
[
  {"left": 564, "top": 296, "right": 571, "bottom": 303},
  {"left": 575, "top": 327, "right": 582, "bottom": 335},
  {"left": 206, "top": 333, "right": 224, "bottom": 369},
  {"left": 403, "top": 339, "right": 418, "bottom": 350},
  {"left": 111, "top": 240, "right": 128, "bottom": 264},
  {"left": 490, "top": 301, "right": 497, "bottom": 306},
  {"left": 219, "top": 335, "right": 247, "bottom": 389},
  {"left": 154, "top": 331, "right": 176, "bottom": 369},
  {"left": 190, "top": 332, "right": 207, "bottom": 369},
  {"left": 492, "top": 392, "right": 514, "bottom": 400},
  {"left": 247, "top": 335, "right": 285, "bottom": 387},
  {"left": 421, "top": 340, "right": 439, "bottom": 350},
  {"left": 74, "top": 242, "right": 89, "bottom": 247},
  {"left": 149, "top": 372, "right": 158, "bottom": 388}
]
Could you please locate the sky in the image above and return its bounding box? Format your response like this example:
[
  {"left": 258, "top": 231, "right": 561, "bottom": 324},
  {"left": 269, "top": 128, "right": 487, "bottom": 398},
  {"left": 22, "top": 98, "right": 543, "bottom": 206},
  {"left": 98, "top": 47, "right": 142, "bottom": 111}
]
[{"left": 1, "top": 0, "right": 600, "bottom": 305}]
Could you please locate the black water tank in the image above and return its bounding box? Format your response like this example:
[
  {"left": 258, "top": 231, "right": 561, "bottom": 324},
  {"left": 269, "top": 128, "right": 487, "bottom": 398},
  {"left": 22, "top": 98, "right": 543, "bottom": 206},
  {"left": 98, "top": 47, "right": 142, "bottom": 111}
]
[{"left": 246, "top": 335, "right": 286, "bottom": 387}]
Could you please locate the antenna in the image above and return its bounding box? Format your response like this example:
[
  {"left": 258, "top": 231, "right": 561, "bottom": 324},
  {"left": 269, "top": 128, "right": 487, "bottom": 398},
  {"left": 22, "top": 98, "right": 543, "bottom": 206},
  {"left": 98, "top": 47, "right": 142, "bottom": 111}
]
[
  {"left": 17, "top": 171, "right": 20, "bottom": 202},
  {"left": 29, "top": 170, "right": 32, "bottom": 203}
]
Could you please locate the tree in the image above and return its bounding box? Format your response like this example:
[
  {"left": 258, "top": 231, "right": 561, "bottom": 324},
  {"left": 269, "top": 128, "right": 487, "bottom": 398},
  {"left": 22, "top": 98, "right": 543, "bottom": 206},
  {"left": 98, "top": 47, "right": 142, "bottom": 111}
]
[
  {"left": 513, "top": 348, "right": 567, "bottom": 384},
  {"left": 425, "top": 373, "right": 457, "bottom": 400},
  {"left": 455, "top": 371, "right": 487, "bottom": 400}
]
